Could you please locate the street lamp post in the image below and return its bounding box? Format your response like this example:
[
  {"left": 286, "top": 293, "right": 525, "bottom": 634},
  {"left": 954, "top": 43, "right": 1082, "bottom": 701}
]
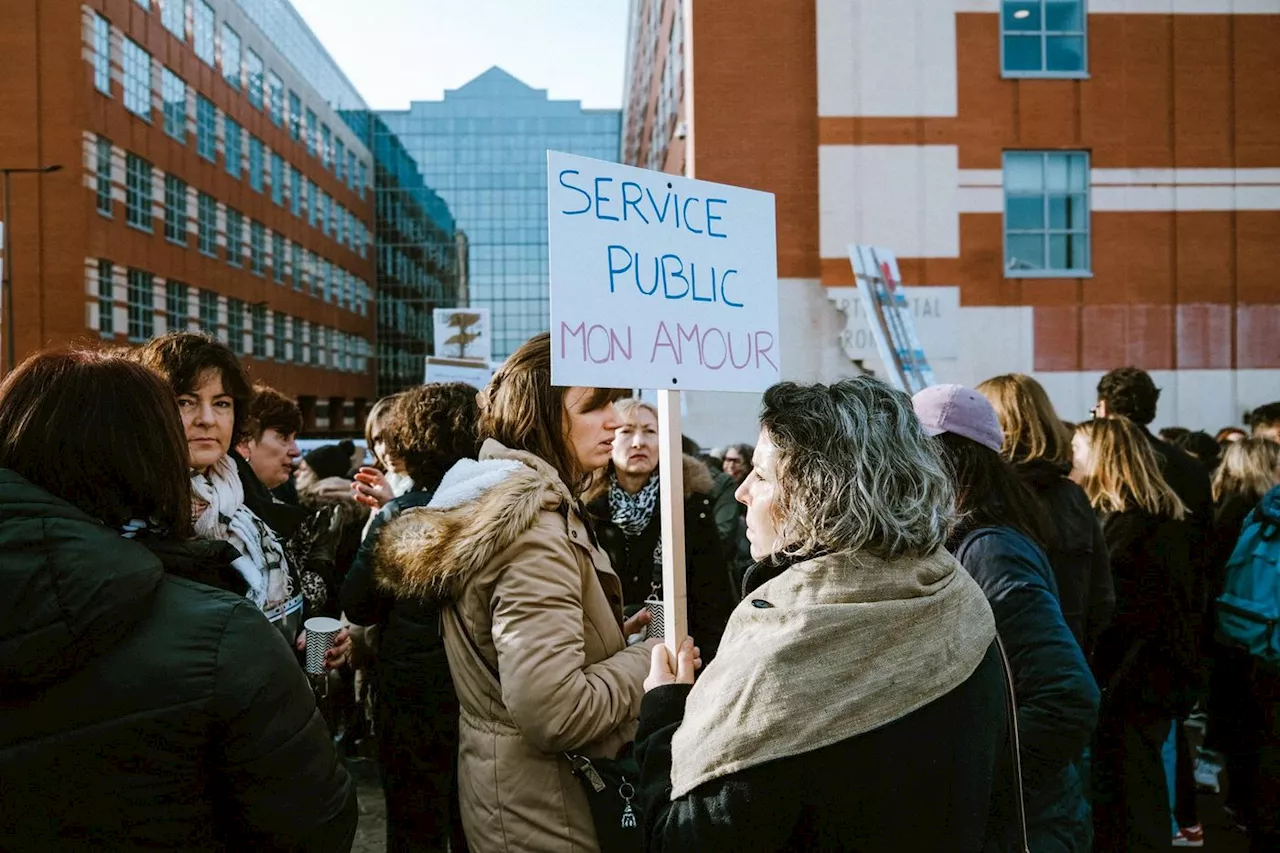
[{"left": 1, "top": 163, "right": 63, "bottom": 374}]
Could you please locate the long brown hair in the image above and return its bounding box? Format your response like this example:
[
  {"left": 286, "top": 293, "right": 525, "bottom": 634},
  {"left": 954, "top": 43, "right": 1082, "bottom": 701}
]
[
  {"left": 976, "top": 373, "right": 1072, "bottom": 468},
  {"left": 1213, "top": 437, "right": 1280, "bottom": 504},
  {"left": 133, "top": 332, "right": 253, "bottom": 444},
  {"left": 478, "top": 333, "right": 626, "bottom": 491},
  {"left": 1074, "top": 417, "right": 1186, "bottom": 519},
  {"left": 935, "top": 433, "right": 1054, "bottom": 550},
  {"left": 0, "top": 349, "right": 193, "bottom": 538}
]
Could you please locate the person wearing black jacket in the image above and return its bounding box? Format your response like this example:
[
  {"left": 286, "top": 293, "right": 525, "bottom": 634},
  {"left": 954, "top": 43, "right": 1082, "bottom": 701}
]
[
  {"left": 340, "top": 382, "right": 480, "bottom": 853},
  {"left": 1072, "top": 416, "right": 1199, "bottom": 853},
  {"left": 0, "top": 350, "right": 355, "bottom": 852},
  {"left": 585, "top": 398, "right": 735, "bottom": 662}
]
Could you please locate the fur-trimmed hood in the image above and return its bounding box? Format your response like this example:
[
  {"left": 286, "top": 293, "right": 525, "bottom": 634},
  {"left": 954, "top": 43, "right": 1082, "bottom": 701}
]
[
  {"left": 373, "top": 440, "right": 578, "bottom": 601},
  {"left": 584, "top": 454, "right": 714, "bottom": 504}
]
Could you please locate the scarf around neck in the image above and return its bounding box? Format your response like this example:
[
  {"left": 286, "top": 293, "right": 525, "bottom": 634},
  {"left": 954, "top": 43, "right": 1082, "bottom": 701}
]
[
  {"left": 191, "top": 454, "right": 292, "bottom": 610},
  {"left": 670, "top": 547, "right": 996, "bottom": 799},
  {"left": 609, "top": 471, "right": 660, "bottom": 538}
]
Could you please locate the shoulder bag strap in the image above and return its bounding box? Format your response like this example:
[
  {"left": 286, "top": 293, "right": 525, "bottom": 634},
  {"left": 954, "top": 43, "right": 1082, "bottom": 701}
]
[{"left": 994, "top": 633, "right": 1030, "bottom": 853}]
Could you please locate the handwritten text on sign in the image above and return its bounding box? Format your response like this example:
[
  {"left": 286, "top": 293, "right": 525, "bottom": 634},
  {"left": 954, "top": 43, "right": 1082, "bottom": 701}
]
[{"left": 548, "top": 152, "right": 779, "bottom": 392}]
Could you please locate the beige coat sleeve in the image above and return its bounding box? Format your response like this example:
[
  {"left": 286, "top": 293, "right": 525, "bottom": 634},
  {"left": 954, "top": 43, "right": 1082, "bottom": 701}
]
[{"left": 490, "top": 517, "right": 652, "bottom": 754}]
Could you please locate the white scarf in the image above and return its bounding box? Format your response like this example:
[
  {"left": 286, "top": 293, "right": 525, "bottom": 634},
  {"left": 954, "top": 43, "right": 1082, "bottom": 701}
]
[{"left": 191, "top": 454, "right": 292, "bottom": 610}]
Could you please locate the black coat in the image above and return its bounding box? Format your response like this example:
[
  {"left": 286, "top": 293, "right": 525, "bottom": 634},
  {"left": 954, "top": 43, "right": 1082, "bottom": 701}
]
[
  {"left": 1145, "top": 431, "right": 1214, "bottom": 615},
  {"left": 1016, "top": 460, "right": 1115, "bottom": 658},
  {"left": 585, "top": 459, "right": 735, "bottom": 661},
  {"left": 0, "top": 470, "right": 356, "bottom": 852}
]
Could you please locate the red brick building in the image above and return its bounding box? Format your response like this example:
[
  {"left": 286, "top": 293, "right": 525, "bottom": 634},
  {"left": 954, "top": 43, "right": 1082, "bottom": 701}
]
[
  {"left": 624, "top": 0, "right": 1279, "bottom": 444},
  {"left": 0, "top": 0, "right": 376, "bottom": 431}
]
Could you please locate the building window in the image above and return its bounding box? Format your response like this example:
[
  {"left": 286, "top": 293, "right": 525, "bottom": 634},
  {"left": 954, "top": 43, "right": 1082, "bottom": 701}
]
[
  {"left": 225, "top": 117, "right": 242, "bottom": 178},
  {"left": 307, "top": 181, "right": 318, "bottom": 227},
  {"left": 197, "top": 192, "right": 217, "bottom": 255},
  {"left": 311, "top": 326, "right": 323, "bottom": 366},
  {"left": 320, "top": 192, "right": 330, "bottom": 237},
  {"left": 122, "top": 38, "right": 152, "bottom": 119},
  {"left": 291, "top": 316, "right": 303, "bottom": 362},
  {"left": 198, "top": 289, "right": 219, "bottom": 331},
  {"left": 226, "top": 208, "right": 243, "bottom": 266},
  {"left": 125, "top": 153, "right": 153, "bottom": 231},
  {"left": 305, "top": 109, "right": 317, "bottom": 156},
  {"left": 127, "top": 269, "right": 155, "bottom": 342},
  {"left": 251, "top": 303, "right": 267, "bottom": 357},
  {"left": 194, "top": 1, "right": 214, "bottom": 65},
  {"left": 96, "top": 136, "right": 113, "bottom": 216},
  {"left": 92, "top": 14, "right": 112, "bottom": 95},
  {"left": 320, "top": 124, "right": 332, "bottom": 168},
  {"left": 335, "top": 138, "right": 345, "bottom": 181},
  {"left": 227, "top": 298, "right": 245, "bottom": 353},
  {"left": 1004, "top": 151, "right": 1090, "bottom": 276},
  {"left": 220, "top": 23, "right": 241, "bottom": 89},
  {"left": 272, "top": 232, "right": 286, "bottom": 282},
  {"left": 288, "top": 91, "right": 302, "bottom": 141},
  {"left": 161, "top": 68, "right": 186, "bottom": 141},
  {"left": 166, "top": 280, "right": 188, "bottom": 330},
  {"left": 270, "top": 152, "right": 284, "bottom": 205},
  {"left": 267, "top": 72, "right": 284, "bottom": 126},
  {"left": 250, "top": 220, "right": 265, "bottom": 275},
  {"left": 291, "top": 243, "right": 303, "bottom": 291},
  {"left": 163, "top": 174, "right": 187, "bottom": 244},
  {"left": 318, "top": 257, "right": 330, "bottom": 301},
  {"left": 245, "top": 49, "right": 263, "bottom": 108},
  {"left": 97, "top": 259, "right": 115, "bottom": 336},
  {"left": 273, "top": 312, "right": 286, "bottom": 360},
  {"left": 346, "top": 151, "right": 357, "bottom": 191},
  {"left": 358, "top": 162, "right": 367, "bottom": 201},
  {"left": 289, "top": 167, "right": 302, "bottom": 216},
  {"left": 196, "top": 95, "right": 217, "bottom": 160},
  {"left": 1002, "top": 1, "right": 1086, "bottom": 76},
  {"left": 161, "top": 0, "right": 185, "bottom": 40},
  {"left": 248, "top": 136, "right": 264, "bottom": 191}
]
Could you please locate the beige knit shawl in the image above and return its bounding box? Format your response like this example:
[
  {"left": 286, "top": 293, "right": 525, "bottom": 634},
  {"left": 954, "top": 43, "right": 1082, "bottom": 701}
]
[{"left": 670, "top": 548, "right": 997, "bottom": 799}]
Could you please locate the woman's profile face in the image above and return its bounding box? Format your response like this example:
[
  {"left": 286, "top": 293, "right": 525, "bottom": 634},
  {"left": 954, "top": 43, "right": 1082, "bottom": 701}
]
[
  {"left": 178, "top": 368, "right": 234, "bottom": 473},
  {"left": 735, "top": 429, "right": 780, "bottom": 560},
  {"left": 1069, "top": 432, "right": 1091, "bottom": 485},
  {"left": 563, "top": 387, "right": 621, "bottom": 476}
]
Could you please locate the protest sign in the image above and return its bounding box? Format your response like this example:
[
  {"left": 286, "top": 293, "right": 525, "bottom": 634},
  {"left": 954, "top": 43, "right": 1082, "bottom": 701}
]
[
  {"left": 433, "top": 308, "right": 491, "bottom": 363},
  {"left": 548, "top": 151, "right": 779, "bottom": 649},
  {"left": 423, "top": 357, "right": 495, "bottom": 390}
]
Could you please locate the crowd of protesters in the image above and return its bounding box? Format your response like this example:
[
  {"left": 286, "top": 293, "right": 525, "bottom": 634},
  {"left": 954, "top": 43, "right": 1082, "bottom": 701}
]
[{"left": 2, "top": 328, "right": 1278, "bottom": 853}]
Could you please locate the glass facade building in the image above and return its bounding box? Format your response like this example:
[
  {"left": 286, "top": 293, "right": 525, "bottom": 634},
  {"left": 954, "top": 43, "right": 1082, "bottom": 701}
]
[
  {"left": 379, "top": 67, "right": 621, "bottom": 359},
  {"left": 343, "top": 110, "right": 463, "bottom": 396}
]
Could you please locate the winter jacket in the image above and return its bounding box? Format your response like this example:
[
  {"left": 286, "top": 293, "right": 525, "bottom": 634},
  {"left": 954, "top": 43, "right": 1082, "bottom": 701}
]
[
  {"left": 1094, "top": 510, "right": 1199, "bottom": 714},
  {"left": 372, "top": 441, "right": 652, "bottom": 853},
  {"left": 635, "top": 554, "right": 1011, "bottom": 852},
  {"left": 707, "top": 469, "right": 752, "bottom": 594},
  {"left": 1145, "top": 431, "right": 1214, "bottom": 622},
  {"left": 955, "top": 527, "right": 1101, "bottom": 852},
  {"left": 0, "top": 470, "right": 356, "bottom": 852},
  {"left": 1016, "top": 459, "right": 1115, "bottom": 657},
  {"left": 585, "top": 455, "right": 735, "bottom": 661}
]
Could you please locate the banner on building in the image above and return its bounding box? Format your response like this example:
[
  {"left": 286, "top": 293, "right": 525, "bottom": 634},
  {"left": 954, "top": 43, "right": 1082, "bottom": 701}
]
[
  {"left": 846, "top": 245, "right": 935, "bottom": 394},
  {"left": 432, "top": 307, "right": 491, "bottom": 363}
]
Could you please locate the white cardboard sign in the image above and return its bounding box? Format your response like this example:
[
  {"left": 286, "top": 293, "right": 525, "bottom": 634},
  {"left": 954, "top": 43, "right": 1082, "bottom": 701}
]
[
  {"left": 547, "top": 151, "right": 779, "bottom": 392},
  {"left": 433, "top": 308, "right": 491, "bottom": 363},
  {"left": 423, "top": 357, "right": 495, "bottom": 390}
]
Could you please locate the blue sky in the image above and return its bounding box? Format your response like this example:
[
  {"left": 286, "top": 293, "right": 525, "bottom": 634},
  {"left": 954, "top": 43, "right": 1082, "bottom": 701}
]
[{"left": 290, "top": 0, "right": 630, "bottom": 109}]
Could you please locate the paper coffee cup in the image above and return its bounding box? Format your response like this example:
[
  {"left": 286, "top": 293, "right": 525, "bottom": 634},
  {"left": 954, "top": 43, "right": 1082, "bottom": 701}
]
[{"left": 304, "top": 616, "right": 343, "bottom": 674}]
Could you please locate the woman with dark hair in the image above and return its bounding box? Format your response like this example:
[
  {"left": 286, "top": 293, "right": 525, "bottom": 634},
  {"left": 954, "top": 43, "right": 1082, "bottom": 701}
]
[
  {"left": 914, "top": 385, "right": 1100, "bottom": 853},
  {"left": 134, "top": 332, "right": 349, "bottom": 664},
  {"left": 0, "top": 350, "right": 355, "bottom": 851},
  {"left": 977, "top": 373, "right": 1114, "bottom": 657},
  {"left": 341, "top": 382, "right": 482, "bottom": 853},
  {"left": 636, "top": 377, "right": 1008, "bottom": 851},
  {"left": 1072, "top": 416, "right": 1198, "bottom": 853},
  {"left": 372, "top": 334, "right": 655, "bottom": 852},
  {"left": 352, "top": 393, "right": 412, "bottom": 515}
]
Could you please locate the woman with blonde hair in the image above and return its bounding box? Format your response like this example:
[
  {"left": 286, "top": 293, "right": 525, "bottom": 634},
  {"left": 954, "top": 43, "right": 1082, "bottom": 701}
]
[
  {"left": 1071, "top": 416, "right": 1198, "bottom": 853},
  {"left": 977, "top": 373, "right": 1114, "bottom": 656},
  {"left": 372, "top": 333, "right": 656, "bottom": 852}
]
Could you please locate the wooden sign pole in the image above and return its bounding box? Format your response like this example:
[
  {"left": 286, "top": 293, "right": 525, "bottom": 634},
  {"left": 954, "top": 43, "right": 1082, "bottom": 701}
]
[{"left": 657, "top": 389, "right": 688, "bottom": 652}]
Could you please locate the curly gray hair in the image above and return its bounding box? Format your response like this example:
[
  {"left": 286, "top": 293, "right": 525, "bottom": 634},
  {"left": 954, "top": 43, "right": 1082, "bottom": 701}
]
[{"left": 759, "top": 377, "right": 956, "bottom": 559}]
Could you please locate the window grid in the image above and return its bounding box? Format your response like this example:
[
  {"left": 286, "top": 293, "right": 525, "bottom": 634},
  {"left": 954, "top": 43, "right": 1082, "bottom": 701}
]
[
  {"left": 273, "top": 312, "right": 287, "bottom": 361},
  {"left": 225, "top": 118, "right": 242, "bottom": 178},
  {"left": 122, "top": 38, "right": 152, "bottom": 119},
  {"left": 97, "top": 259, "right": 115, "bottom": 336},
  {"left": 288, "top": 91, "right": 302, "bottom": 141},
  {"left": 194, "top": 1, "right": 214, "bottom": 65},
  {"left": 161, "top": 69, "right": 185, "bottom": 141},
  {"left": 321, "top": 124, "right": 332, "bottom": 169},
  {"left": 270, "top": 153, "right": 284, "bottom": 205},
  {"left": 198, "top": 289, "right": 219, "bottom": 331},
  {"left": 291, "top": 243, "right": 303, "bottom": 291},
  {"left": 291, "top": 316, "right": 304, "bottom": 363},
  {"left": 289, "top": 167, "right": 302, "bottom": 216},
  {"left": 166, "top": 281, "right": 188, "bottom": 330},
  {"left": 252, "top": 303, "right": 267, "bottom": 358},
  {"left": 127, "top": 269, "right": 154, "bottom": 342},
  {"left": 125, "top": 153, "right": 153, "bottom": 231},
  {"left": 197, "top": 192, "right": 217, "bottom": 255},
  {"left": 249, "top": 136, "right": 264, "bottom": 192},
  {"left": 93, "top": 14, "right": 111, "bottom": 94},
  {"left": 161, "top": 0, "right": 185, "bottom": 40},
  {"left": 220, "top": 24, "right": 241, "bottom": 89},
  {"left": 1001, "top": 1, "right": 1087, "bottom": 76},
  {"left": 1003, "top": 150, "right": 1091, "bottom": 277},
  {"left": 226, "top": 208, "right": 244, "bottom": 267},
  {"left": 268, "top": 72, "right": 284, "bottom": 126},
  {"left": 305, "top": 109, "right": 317, "bottom": 156},
  {"left": 335, "top": 138, "right": 345, "bottom": 181},
  {"left": 163, "top": 174, "right": 187, "bottom": 244},
  {"left": 96, "top": 136, "right": 113, "bottom": 216},
  {"left": 227, "top": 298, "right": 245, "bottom": 353},
  {"left": 245, "top": 49, "right": 264, "bottom": 109},
  {"left": 250, "top": 220, "right": 265, "bottom": 275},
  {"left": 196, "top": 95, "right": 217, "bottom": 160}
]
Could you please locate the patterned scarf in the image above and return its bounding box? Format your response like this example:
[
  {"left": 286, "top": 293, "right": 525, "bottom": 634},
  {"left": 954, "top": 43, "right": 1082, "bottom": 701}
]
[{"left": 608, "top": 471, "right": 661, "bottom": 537}]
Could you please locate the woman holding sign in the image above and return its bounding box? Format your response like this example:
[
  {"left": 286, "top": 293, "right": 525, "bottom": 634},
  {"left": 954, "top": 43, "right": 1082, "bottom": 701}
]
[
  {"left": 374, "top": 333, "right": 657, "bottom": 852},
  {"left": 635, "top": 377, "right": 1013, "bottom": 851}
]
